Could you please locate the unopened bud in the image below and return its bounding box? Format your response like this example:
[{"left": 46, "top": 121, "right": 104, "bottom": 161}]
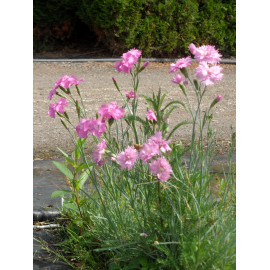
[
  {"left": 216, "top": 94, "right": 223, "bottom": 102},
  {"left": 179, "top": 84, "right": 187, "bottom": 96},
  {"left": 193, "top": 79, "right": 199, "bottom": 90},
  {"left": 60, "top": 119, "right": 69, "bottom": 130},
  {"left": 75, "top": 100, "right": 81, "bottom": 117},
  {"left": 154, "top": 241, "right": 159, "bottom": 245},
  {"left": 144, "top": 61, "right": 149, "bottom": 67},
  {"left": 76, "top": 85, "right": 81, "bottom": 96},
  {"left": 180, "top": 67, "right": 188, "bottom": 78},
  {"left": 108, "top": 117, "right": 114, "bottom": 126}
]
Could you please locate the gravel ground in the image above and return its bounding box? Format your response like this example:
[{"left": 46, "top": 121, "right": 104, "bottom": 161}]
[{"left": 33, "top": 62, "right": 235, "bottom": 159}]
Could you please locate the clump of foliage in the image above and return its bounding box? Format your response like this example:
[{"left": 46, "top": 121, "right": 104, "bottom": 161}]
[
  {"left": 40, "top": 46, "right": 236, "bottom": 269},
  {"left": 33, "top": 0, "right": 236, "bottom": 57}
]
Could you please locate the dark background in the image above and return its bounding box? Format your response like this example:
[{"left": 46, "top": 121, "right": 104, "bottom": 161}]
[{"left": 33, "top": 0, "right": 236, "bottom": 58}]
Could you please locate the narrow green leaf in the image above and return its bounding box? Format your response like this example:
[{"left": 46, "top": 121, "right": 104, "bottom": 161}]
[
  {"left": 63, "top": 202, "right": 79, "bottom": 212},
  {"left": 166, "top": 121, "right": 190, "bottom": 140},
  {"left": 139, "top": 94, "right": 154, "bottom": 107},
  {"left": 163, "top": 100, "right": 187, "bottom": 112},
  {"left": 164, "top": 105, "right": 179, "bottom": 120},
  {"left": 51, "top": 189, "right": 72, "bottom": 199},
  {"left": 53, "top": 161, "right": 73, "bottom": 179},
  {"left": 57, "top": 148, "right": 74, "bottom": 165},
  {"left": 79, "top": 168, "right": 92, "bottom": 189}
]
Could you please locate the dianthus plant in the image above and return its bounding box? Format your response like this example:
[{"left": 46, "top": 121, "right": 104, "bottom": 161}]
[{"left": 47, "top": 46, "right": 235, "bottom": 269}]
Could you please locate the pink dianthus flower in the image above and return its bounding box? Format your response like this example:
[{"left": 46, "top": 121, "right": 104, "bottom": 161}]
[
  {"left": 55, "top": 98, "right": 68, "bottom": 114},
  {"left": 188, "top": 43, "right": 197, "bottom": 54},
  {"left": 48, "top": 98, "right": 68, "bottom": 118},
  {"left": 48, "top": 104, "right": 56, "bottom": 118},
  {"left": 169, "top": 56, "right": 192, "bottom": 73},
  {"left": 195, "top": 62, "right": 223, "bottom": 86},
  {"left": 139, "top": 141, "right": 160, "bottom": 164},
  {"left": 99, "top": 102, "right": 125, "bottom": 121},
  {"left": 172, "top": 74, "right": 184, "bottom": 84},
  {"left": 117, "top": 146, "right": 138, "bottom": 170},
  {"left": 48, "top": 75, "right": 84, "bottom": 100},
  {"left": 148, "top": 131, "right": 171, "bottom": 153},
  {"left": 115, "top": 48, "right": 142, "bottom": 73},
  {"left": 146, "top": 109, "right": 157, "bottom": 121},
  {"left": 92, "top": 140, "right": 107, "bottom": 166},
  {"left": 191, "top": 44, "right": 222, "bottom": 65},
  {"left": 123, "top": 90, "right": 135, "bottom": 99},
  {"left": 76, "top": 118, "right": 91, "bottom": 138},
  {"left": 88, "top": 118, "right": 107, "bottom": 138},
  {"left": 148, "top": 157, "right": 172, "bottom": 182},
  {"left": 48, "top": 89, "right": 57, "bottom": 100}
]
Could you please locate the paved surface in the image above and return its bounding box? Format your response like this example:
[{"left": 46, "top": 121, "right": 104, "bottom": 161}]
[{"left": 34, "top": 62, "right": 236, "bottom": 159}]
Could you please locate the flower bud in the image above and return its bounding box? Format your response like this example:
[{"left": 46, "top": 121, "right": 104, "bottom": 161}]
[
  {"left": 154, "top": 241, "right": 159, "bottom": 245},
  {"left": 60, "top": 119, "right": 69, "bottom": 130},
  {"left": 193, "top": 79, "right": 199, "bottom": 90},
  {"left": 108, "top": 117, "right": 114, "bottom": 126},
  {"left": 76, "top": 85, "right": 81, "bottom": 96},
  {"left": 209, "top": 94, "right": 223, "bottom": 111},
  {"left": 216, "top": 94, "right": 223, "bottom": 102},
  {"left": 143, "top": 61, "right": 149, "bottom": 67},
  {"left": 180, "top": 67, "right": 188, "bottom": 78}
]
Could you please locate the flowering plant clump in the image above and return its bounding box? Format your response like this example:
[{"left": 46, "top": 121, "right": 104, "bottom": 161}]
[{"left": 47, "top": 45, "right": 235, "bottom": 269}]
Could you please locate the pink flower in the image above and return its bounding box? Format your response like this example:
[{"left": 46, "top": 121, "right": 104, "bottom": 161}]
[
  {"left": 48, "top": 75, "right": 84, "bottom": 100},
  {"left": 169, "top": 56, "right": 192, "bottom": 73},
  {"left": 146, "top": 109, "right": 157, "bottom": 121},
  {"left": 115, "top": 48, "right": 142, "bottom": 73},
  {"left": 172, "top": 74, "right": 184, "bottom": 84},
  {"left": 88, "top": 118, "right": 107, "bottom": 138},
  {"left": 148, "top": 157, "right": 172, "bottom": 182},
  {"left": 48, "top": 98, "right": 68, "bottom": 118},
  {"left": 55, "top": 98, "right": 68, "bottom": 114},
  {"left": 183, "top": 81, "right": 188, "bottom": 86},
  {"left": 143, "top": 61, "right": 149, "bottom": 67},
  {"left": 48, "top": 104, "right": 56, "bottom": 118},
  {"left": 124, "top": 48, "right": 142, "bottom": 59},
  {"left": 76, "top": 118, "right": 91, "bottom": 138},
  {"left": 117, "top": 146, "right": 138, "bottom": 170},
  {"left": 188, "top": 43, "right": 197, "bottom": 54},
  {"left": 148, "top": 131, "right": 171, "bottom": 153},
  {"left": 48, "top": 88, "right": 57, "bottom": 100},
  {"left": 99, "top": 102, "right": 125, "bottom": 121},
  {"left": 70, "top": 74, "right": 85, "bottom": 85},
  {"left": 92, "top": 140, "right": 107, "bottom": 166},
  {"left": 195, "top": 62, "right": 223, "bottom": 86},
  {"left": 191, "top": 45, "right": 222, "bottom": 65},
  {"left": 216, "top": 94, "right": 223, "bottom": 102},
  {"left": 139, "top": 141, "right": 160, "bottom": 164},
  {"left": 123, "top": 90, "right": 135, "bottom": 99}
]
